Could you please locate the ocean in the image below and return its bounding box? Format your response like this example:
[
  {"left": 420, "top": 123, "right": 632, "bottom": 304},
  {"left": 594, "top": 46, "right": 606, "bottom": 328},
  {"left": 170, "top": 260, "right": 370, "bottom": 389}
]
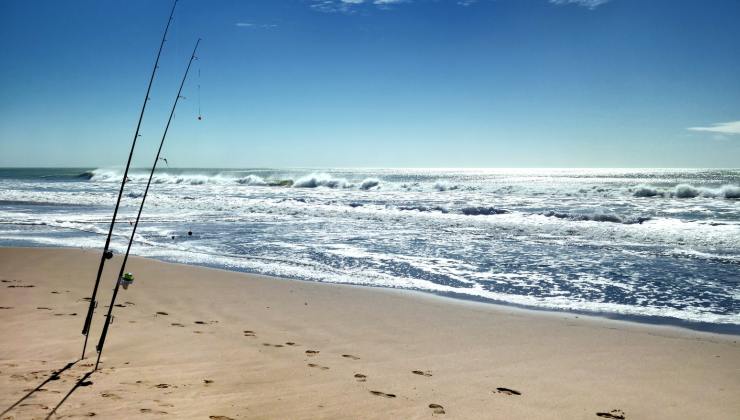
[{"left": 1, "top": 167, "right": 738, "bottom": 332}]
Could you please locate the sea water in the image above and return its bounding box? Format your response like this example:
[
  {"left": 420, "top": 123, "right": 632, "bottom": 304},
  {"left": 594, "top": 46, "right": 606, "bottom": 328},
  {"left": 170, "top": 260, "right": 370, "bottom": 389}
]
[{"left": 1, "top": 168, "right": 738, "bottom": 332}]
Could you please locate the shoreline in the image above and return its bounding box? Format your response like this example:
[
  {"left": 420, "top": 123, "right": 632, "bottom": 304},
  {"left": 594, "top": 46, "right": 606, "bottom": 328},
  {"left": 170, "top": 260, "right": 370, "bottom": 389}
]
[
  {"left": 1, "top": 247, "right": 738, "bottom": 419},
  {"left": 4, "top": 244, "right": 739, "bottom": 336}
]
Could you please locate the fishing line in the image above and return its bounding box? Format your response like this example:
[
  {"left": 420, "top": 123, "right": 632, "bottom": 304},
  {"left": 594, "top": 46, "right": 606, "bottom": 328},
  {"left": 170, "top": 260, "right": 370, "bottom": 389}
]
[{"left": 197, "top": 67, "right": 202, "bottom": 120}]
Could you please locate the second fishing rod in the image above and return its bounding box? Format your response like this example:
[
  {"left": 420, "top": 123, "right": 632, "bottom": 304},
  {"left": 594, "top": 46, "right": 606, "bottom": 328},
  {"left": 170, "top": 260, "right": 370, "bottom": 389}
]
[{"left": 94, "top": 38, "right": 201, "bottom": 371}]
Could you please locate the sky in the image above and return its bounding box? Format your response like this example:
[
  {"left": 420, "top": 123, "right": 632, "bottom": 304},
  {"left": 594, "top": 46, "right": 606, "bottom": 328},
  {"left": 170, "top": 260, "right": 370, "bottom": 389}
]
[{"left": 0, "top": 0, "right": 739, "bottom": 168}]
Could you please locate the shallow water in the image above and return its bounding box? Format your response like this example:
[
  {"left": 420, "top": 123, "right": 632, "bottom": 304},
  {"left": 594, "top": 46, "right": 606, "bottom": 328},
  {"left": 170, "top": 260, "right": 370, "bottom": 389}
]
[{"left": 1, "top": 167, "right": 738, "bottom": 331}]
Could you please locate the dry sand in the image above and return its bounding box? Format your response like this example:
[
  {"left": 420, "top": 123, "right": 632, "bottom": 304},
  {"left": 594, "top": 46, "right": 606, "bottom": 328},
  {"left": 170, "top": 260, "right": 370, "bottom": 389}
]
[{"left": 0, "top": 247, "right": 738, "bottom": 419}]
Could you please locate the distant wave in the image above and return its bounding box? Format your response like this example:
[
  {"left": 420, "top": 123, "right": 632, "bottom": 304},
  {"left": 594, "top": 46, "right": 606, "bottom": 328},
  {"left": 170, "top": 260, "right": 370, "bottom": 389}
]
[
  {"left": 359, "top": 178, "right": 380, "bottom": 190},
  {"left": 83, "top": 169, "right": 382, "bottom": 190},
  {"left": 76, "top": 169, "right": 740, "bottom": 199},
  {"left": 293, "top": 173, "right": 349, "bottom": 189},
  {"left": 632, "top": 184, "right": 740, "bottom": 199},
  {"left": 236, "top": 175, "right": 267, "bottom": 186}
]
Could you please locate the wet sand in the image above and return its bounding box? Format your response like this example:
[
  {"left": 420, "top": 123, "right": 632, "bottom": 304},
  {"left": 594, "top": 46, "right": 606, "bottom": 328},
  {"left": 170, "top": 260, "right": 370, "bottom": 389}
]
[{"left": 0, "top": 247, "right": 738, "bottom": 419}]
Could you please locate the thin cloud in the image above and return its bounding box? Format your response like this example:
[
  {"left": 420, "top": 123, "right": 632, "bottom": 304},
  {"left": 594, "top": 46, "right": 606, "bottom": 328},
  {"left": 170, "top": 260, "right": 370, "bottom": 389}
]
[
  {"left": 310, "top": 0, "right": 422, "bottom": 13},
  {"left": 688, "top": 120, "right": 740, "bottom": 136},
  {"left": 549, "top": 0, "right": 611, "bottom": 9},
  {"left": 235, "top": 22, "right": 278, "bottom": 29}
]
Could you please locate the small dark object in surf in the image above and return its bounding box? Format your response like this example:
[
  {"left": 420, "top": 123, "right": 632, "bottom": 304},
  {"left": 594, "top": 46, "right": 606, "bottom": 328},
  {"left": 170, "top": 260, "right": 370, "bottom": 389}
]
[{"left": 188, "top": 230, "right": 192, "bottom": 236}]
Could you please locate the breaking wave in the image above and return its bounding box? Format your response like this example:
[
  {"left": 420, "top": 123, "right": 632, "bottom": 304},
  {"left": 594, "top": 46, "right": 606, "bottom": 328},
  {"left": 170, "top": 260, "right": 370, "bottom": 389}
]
[
  {"left": 359, "top": 178, "right": 380, "bottom": 190},
  {"left": 293, "top": 173, "right": 349, "bottom": 189},
  {"left": 236, "top": 175, "right": 267, "bottom": 186}
]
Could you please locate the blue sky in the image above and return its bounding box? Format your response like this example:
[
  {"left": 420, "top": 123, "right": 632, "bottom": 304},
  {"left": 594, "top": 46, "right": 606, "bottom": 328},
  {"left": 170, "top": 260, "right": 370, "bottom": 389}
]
[{"left": 1, "top": 0, "right": 739, "bottom": 168}]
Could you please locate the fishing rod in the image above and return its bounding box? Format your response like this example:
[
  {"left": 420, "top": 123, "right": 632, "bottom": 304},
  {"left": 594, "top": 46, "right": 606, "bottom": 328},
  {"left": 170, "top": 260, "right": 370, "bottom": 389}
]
[
  {"left": 94, "top": 39, "right": 201, "bottom": 371},
  {"left": 80, "top": 0, "right": 178, "bottom": 359}
]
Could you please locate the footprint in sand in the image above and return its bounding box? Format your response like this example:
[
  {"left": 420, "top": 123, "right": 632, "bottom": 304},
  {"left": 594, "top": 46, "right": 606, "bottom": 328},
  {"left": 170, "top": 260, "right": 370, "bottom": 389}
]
[
  {"left": 244, "top": 330, "right": 256, "bottom": 337},
  {"left": 354, "top": 373, "right": 367, "bottom": 382},
  {"left": 597, "top": 409, "right": 626, "bottom": 419},
  {"left": 285, "top": 342, "right": 296, "bottom": 346},
  {"left": 209, "top": 416, "right": 235, "bottom": 420},
  {"left": 154, "top": 384, "right": 174, "bottom": 389},
  {"left": 262, "top": 343, "right": 285, "bottom": 348},
  {"left": 156, "top": 311, "right": 169, "bottom": 316},
  {"left": 114, "top": 304, "right": 126, "bottom": 308},
  {"left": 307, "top": 363, "right": 330, "bottom": 370},
  {"left": 101, "top": 392, "right": 121, "bottom": 400},
  {"left": 140, "top": 408, "right": 168, "bottom": 414},
  {"left": 0, "top": 306, "right": 13, "bottom": 309},
  {"left": 194, "top": 321, "right": 206, "bottom": 324},
  {"left": 429, "top": 403, "right": 445, "bottom": 415},
  {"left": 342, "top": 354, "right": 360, "bottom": 360},
  {"left": 495, "top": 387, "right": 521, "bottom": 396},
  {"left": 305, "top": 350, "right": 320, "bottom": 356},
  {"left": 171, "top": 323, "right": 185, "bottom": 327},
  {"left": 37, "top": 307, "right": 52, "bottom": 310},
  {"left": 370, "top": 390, "right": 396, "bottom": 398},
  {"left": 203, "top": 379, "right": 214, "bottom": 385},
  {"left": 412, "top": 370, "right": 432, "bottom": 377}
]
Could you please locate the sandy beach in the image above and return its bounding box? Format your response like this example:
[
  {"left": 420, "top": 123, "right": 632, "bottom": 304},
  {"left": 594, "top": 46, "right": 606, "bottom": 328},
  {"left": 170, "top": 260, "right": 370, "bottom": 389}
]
[{"left": 0, "top": 247, "right": 738, "bottom": 419}]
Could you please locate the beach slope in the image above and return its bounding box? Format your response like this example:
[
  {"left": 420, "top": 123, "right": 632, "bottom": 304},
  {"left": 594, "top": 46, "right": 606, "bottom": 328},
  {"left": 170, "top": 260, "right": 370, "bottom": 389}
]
[{"left": 0, "top": 248, "right": 738, "bottom": 419}]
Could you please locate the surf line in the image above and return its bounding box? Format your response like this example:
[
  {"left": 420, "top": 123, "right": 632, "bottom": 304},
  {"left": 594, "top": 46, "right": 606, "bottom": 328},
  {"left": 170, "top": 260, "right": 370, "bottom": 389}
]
[
  {"left": 93, "top": 39, "right": 202, "bottom": 371},
  {"left": 80, "top": 0, "right": 179, "bottom": 359}
]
